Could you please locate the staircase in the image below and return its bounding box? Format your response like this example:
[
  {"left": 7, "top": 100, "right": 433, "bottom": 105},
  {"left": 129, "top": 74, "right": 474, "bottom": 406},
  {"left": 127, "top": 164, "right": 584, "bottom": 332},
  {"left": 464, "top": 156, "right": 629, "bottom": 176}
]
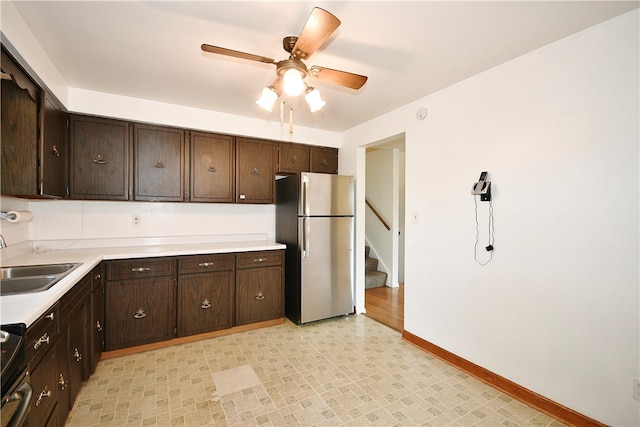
[{"left": 365, "top": 245, "right": 387, "bottom": 289}]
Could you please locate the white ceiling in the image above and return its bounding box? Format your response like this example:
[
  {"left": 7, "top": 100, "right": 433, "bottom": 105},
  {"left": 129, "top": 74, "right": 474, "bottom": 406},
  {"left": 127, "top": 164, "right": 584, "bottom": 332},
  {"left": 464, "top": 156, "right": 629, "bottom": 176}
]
[{"left": 9, "top": 1, "right": 639, "bottom": 132}]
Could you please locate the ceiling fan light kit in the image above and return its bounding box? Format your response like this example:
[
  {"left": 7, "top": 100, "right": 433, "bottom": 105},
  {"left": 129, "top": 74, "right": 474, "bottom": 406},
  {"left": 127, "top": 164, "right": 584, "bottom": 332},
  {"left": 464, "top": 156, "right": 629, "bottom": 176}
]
[{"left": 202, "top": 7, "right": 368, "bottom": 119}]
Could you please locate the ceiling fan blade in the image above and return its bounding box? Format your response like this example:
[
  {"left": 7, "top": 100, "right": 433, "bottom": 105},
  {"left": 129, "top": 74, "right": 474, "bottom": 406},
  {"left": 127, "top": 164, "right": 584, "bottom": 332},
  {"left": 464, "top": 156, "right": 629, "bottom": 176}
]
[
  {"left": 292, "top": 7, "right": 341, "bottom": 59},
  {"left": 201, "top": 44, "right": 275, "bottom": 64},
  {"left": 309, "top": 66, "right": 368, "bottom": 90}
]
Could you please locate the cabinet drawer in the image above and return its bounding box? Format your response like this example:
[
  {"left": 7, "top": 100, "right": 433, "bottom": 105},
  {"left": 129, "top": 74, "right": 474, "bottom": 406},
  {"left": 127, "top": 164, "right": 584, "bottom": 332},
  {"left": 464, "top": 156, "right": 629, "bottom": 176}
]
[
  {"left": 105, "top": 258, "right": 175, "bottom": 280},
  {"left": 178, "top": 254, "right": 235, "bottom": 274},
  {"left": 25, "top": 306, "right": 58, "bottom": 367},
  {"left": 236, "top": 251, "right": 283, "bottom": 269}
]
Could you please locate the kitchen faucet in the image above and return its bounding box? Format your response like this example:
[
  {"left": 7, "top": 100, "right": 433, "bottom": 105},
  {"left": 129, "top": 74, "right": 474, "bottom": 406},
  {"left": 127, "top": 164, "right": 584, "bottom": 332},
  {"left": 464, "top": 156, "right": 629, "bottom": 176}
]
[{"left": 0, "top": 234, "right": 7, "bottom": 248}]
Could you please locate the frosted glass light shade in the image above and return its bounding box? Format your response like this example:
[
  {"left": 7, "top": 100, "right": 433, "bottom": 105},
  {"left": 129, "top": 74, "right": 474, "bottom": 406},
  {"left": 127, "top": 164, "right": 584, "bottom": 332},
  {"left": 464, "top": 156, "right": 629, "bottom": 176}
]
[
  {"left": 256, "top": 86, "right": 278, "bottom": 111},
  {"left": 283, "top": 68, "right": 305, "bottom": 96},
  {"left": 305, "top": 88, "right": 326, "bottom": 112}
]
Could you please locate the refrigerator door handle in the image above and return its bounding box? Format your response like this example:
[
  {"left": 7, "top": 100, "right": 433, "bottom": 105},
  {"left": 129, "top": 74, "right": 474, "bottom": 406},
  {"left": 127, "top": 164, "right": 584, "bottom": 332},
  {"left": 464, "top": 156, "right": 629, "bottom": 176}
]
[
  {"left": 302, "top": 174, "right": 309, "bottom": 216},
  {"left": 302, "top": 217, "right": 310, "bottom": 258}
]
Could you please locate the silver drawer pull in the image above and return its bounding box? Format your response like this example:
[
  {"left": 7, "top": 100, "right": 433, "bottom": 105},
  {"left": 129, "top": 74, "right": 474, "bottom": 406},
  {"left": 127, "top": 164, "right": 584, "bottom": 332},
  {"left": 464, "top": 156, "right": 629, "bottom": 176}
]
[
  {"left": 255, "top": 292, "right": 265, "bottom": 301},
  {"left": 134, "top": 308, "right": 147, "bottom": 319},
  {"left": 253, "top": 258, "right": 267, "bottom": 263},
  {"left": 155, "top": 160, "right": 165, "bottom": 168},
  {"left": 252, "top": 168, "right": 260, "bottom": 176},
  {"left": 96, "top": 321, "right": 103, "bottom": 332},
  {"left": 45, "top": 312, "right": 54, "bottom": 321},
  {"left": 33, "top": 333, "right": 50, "bottom": 350},
  {"left": 321, "top": 159, "right": 329, "bottom": 166},
  {"left": 201, "top": 299, "right": 212, "bottom": 309},
  {"left": 290, "top": 156, "right": 298, "bottom": 163},
  {"left": 52, "top": 145, "right": 60, "bottom": 156},
  {"left": 207, "top": 166, "right": 217, "bottom": 173},
  {"left": 73, "top": 348, "right": 82, "bottom": 362},
  {"left": 58, "top": 374, "right": 68, "bottom": 390},
  {"left": 131, "top": 267, "right": 151, "bottom": 272},
  {"left": 93, "top": 154, "right": 106, "bottom": 165},
  {"left": 198, "top": 262, "right": 214, "bottom": 268},
  {"left": 35, "top": 385, "right": 51, "bottom": 407}
]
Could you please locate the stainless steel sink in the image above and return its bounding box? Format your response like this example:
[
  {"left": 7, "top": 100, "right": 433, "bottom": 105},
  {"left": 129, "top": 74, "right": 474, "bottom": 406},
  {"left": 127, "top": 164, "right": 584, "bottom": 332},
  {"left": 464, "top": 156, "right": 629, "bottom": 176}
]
[{"left": 0, "top": 263, "right": 82, "bottom": 296}]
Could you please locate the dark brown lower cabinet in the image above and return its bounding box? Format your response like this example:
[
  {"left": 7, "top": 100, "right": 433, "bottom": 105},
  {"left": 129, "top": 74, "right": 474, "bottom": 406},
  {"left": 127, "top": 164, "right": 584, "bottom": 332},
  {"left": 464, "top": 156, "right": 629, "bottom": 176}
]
[
  {"left": 177, "top": 272, "right": 234, "bottom": 336},
  {"left": 235, "top": 251, "right": 284, "bottom": 326},
  {"left": 105, "top": 276, "right": 175, "bottom": 350},
  {"left": 27, "top": 342, "right": 59, "bottom": 427},
  {"left": 89, "top": 268, "right": 104, "bottom": 375}
]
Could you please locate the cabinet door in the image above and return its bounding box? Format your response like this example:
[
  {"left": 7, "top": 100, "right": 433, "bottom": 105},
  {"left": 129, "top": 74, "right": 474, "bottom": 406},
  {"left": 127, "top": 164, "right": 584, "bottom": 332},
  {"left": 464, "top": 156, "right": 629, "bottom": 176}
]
[
  {"left": 310, "top": 146, "right": 338, "bottom": 174},
  {"left": 1, "top": 48, "right": 39, "bottom": 196},
  {"left": 27, "top": 346, "right": 58, "bottom": 427},
  {"left": 190, "top": 131, "right": 234, "bottom": 202},
  {"left": 236, "top": 138, "right": 275, "bottom": 204},
  {"left": 277, "top": 143, "right": 309, "bottom": 174},
  {"left": 41, "top": 92, "right": 68, "bottom": 198},
  {"left": 134, "top": 124, "right": 185, "bottom": 201},
  {"left": 105, "top": 277, "right": 174, "bottom": 350},
  {"left": 67, "top": 298, "right": 89, "bottom": 406},
  {"left": 69, "top": 115, "right": 129, "bottom": 200},
  {"left": 177, "top": 271, "right": 233, "bottom": 336},
  {"left": 89, "top": 269, "right": 104, "bottom": 375},
  {"left": 235, "top": 266, "right": 283, "bottom": 325}
]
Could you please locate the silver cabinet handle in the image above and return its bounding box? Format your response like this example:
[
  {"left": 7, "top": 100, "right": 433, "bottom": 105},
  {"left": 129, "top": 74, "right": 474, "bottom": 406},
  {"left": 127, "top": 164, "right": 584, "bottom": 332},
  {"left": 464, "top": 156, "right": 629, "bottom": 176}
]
[
  {"left": 73, "top": 348, "right": 82, "bottom": 362},
  {"left": 251, "top": 168, "right": 260, "bottom": 176},
  {"left": 93, "top": 154, "right": 106, "bottom": 164},
  {"left": 255, "top": 292, "right": 265, "bottom": 301},
  {"left": 131, "top": 267, "right": 150, "bottom": 272},
  {"left": 253, "top": 258, "right": 267, "bottom": 263},
  {"left": 198, "top": 262, "right": 214, "bottom": 268},
  {"left": 35, "top": 385, "right": 51, "bottom": 407},
  {"left": 45, "top": 312, "right": 54, "bottom": 321},
  {"left": 33, "top": 333, "right": 50, "bottom": 350},
  {"left": 290, "top": 155, "right": 298, "bottom": 163},
  {"left": 207, "top": 166, "right": 217, "bottom": 172},
  {"left": 321, "top": 159, "right": 329, "bottom": 166},
  {"left": 52, "top": 145, "right": 60, "bottom": 156},
  {"left": 201, "top": 299, "right": 212, "bottom": 309},
  {"left": 96, "top": 321, "right": 103, "bottom": 332},
  {"left": 155, "top": 160, "right": 165, "bottom": 168},
  {"left": 58, "top": 374, "right": 68, "bottom": 390},
  {"left": 134, "top": 308, "right": 147, "bottom": 319}
]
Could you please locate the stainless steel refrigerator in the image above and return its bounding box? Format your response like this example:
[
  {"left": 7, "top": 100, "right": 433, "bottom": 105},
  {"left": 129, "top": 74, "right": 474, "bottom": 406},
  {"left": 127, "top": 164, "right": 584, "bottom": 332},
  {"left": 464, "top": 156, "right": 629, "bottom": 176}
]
[{"left": 276, "top": 172, "right": 354, "bottom": 324}]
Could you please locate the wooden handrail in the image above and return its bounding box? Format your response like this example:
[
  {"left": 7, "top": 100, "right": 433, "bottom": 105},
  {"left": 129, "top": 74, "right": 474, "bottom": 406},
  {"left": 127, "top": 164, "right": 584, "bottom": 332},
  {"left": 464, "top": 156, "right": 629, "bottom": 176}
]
[{"left": 365, "top": 199, "right": 391, "bottom": 231}]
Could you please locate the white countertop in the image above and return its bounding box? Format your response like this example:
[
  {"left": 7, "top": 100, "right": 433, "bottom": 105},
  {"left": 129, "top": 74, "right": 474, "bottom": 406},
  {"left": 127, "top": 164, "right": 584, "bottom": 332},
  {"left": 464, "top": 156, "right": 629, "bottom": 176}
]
[{"left": 0, "top": 239, "right": 286, "bottom": 327}]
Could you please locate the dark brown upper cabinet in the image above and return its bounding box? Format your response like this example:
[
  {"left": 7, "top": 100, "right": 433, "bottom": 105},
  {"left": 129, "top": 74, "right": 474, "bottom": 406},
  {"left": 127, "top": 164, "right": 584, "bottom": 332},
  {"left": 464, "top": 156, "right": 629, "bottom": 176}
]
[
  {"left": 133, "top": 123, "right": 186, "bottom": 202},
  {"left": 69, "top": 115, "right": 130, "bottom": 200},
  {"left": 1, "top": 47, "right": 68, "bottom": 199},
  {"left": 310, "top": 146, "right": 339, "bottom": 174},
  {"left": 41, "top": 91, "right": 68, "bottom": 198},
  {"left": 236, "top": 137, "right": 276, "bottom": 204},
  {"left": 189, "top": 131, "right": 234, "bottom": 203},
  {"left": 276, "top": 143, "right": 310, "bottom": 174}
]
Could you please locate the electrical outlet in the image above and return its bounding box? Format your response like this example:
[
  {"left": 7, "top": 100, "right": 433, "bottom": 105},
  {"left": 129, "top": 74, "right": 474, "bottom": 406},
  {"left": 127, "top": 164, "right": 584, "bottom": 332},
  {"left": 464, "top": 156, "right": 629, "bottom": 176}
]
[
  {"left": 634, "top": 377, "right": 640, "bottom": 401},
  {"left": 132, "top": 215, "right": 141, "bottom": 226}
]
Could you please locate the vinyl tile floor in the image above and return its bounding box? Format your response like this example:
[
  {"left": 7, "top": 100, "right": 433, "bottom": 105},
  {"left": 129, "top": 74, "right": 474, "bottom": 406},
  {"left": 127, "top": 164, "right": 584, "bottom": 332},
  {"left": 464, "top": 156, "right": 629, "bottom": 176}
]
[{"left": 66, "top": 315, "right": 565, "bottom": 426}]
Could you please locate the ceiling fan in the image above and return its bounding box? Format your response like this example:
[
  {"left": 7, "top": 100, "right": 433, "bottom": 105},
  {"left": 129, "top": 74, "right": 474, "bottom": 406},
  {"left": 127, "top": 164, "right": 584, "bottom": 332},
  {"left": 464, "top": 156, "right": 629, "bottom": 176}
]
[{"left": 201, "top": 7, "right": 368, "bottom": 113}]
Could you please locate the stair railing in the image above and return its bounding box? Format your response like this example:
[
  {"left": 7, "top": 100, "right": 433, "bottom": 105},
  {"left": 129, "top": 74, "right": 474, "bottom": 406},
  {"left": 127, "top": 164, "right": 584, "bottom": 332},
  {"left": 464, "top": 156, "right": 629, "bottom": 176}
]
[{"left": 365, "top": 199, "right": 391, "bottom": 231}]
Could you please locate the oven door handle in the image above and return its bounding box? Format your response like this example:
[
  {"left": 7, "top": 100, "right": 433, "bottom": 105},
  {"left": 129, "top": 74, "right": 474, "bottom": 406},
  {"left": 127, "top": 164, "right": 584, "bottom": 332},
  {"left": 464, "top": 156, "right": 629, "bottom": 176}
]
[{"left": 5, "top": 382, "right": 33, "bottom": 427}]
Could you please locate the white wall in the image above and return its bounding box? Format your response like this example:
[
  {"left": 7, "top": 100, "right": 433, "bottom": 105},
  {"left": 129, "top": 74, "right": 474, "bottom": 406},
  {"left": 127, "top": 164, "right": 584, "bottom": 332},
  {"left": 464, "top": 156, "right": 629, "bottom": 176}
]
[{"left": 343, "top": 10, "right": 639, "bottom": 427}]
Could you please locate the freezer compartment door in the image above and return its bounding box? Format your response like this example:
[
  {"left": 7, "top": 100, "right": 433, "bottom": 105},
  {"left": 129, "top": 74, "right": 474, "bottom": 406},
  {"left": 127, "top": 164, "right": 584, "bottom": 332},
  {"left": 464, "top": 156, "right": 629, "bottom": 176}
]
[
  {"left": 299, "top": 172, "right": 354, "bottom": 216},
  {"left": 299, "top": 216, "right": 354, "bottom": 323}
]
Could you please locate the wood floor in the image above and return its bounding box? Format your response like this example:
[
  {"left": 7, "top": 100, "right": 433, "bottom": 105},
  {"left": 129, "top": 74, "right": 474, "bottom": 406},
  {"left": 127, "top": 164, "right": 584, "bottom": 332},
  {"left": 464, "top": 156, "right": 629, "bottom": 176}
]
[{"left": 364, "top": 283, "right": 404, "bottom": 332}]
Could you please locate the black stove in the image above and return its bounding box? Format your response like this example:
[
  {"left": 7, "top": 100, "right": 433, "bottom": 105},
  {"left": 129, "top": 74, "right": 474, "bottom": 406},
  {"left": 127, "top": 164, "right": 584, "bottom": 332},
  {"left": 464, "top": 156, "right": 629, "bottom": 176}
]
[{"left": 1, "top": 323, "right": 27, "bottom": 397}]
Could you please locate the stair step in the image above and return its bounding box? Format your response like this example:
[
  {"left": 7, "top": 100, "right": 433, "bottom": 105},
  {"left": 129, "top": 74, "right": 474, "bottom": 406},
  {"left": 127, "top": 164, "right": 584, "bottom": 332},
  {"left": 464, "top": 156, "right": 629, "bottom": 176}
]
[
  {"left": 365, "top": 257, "right": 378, "bottom": 272},
  {"left": 365, "top": 270, "right": 387, "bottom": 289},
  {"left": 365, "top": 245, "right": 370, "bottom": 259}
]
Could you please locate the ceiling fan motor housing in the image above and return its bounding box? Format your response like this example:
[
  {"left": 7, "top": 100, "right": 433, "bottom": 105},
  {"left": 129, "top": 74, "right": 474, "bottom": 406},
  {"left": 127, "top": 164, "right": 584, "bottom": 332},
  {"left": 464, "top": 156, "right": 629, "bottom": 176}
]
[
  {"left": 276, "top": 58, "right": 308, "bottom": 79},
  {"left": 282, "top": 36, "right": 298, "bottom": 54}
]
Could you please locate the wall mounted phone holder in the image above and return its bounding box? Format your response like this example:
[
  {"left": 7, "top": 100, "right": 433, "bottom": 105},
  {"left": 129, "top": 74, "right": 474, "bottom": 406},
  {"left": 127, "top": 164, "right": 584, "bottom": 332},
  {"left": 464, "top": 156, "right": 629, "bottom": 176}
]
[{"left": 471, "top": 171, "right": 491, "bottom": 201}]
